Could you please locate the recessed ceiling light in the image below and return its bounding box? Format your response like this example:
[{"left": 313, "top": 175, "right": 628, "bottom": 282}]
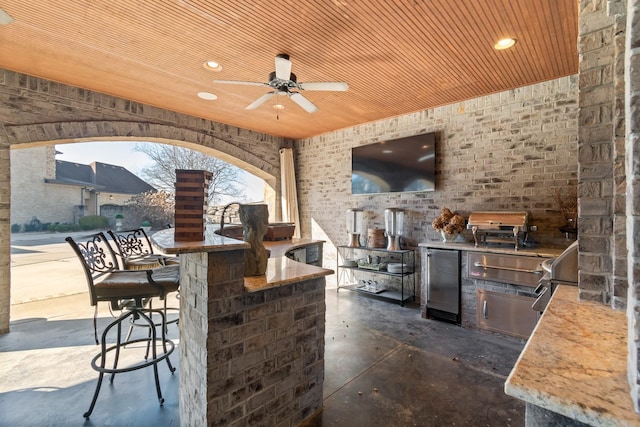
[
  {"left": 0, "top": 7, "right": 14, "bottom": 25},
  {"left": 203, "top": 61, "right": 223, "bottom": 72},
  {"left": 197, "top": 92, "right": 217, "bottom": 100},
  {"left": 382, "top": 149, "right": 393, "bottom": 154},
  {"left": 273, "top": 104, "right": 285, "bottom": 110},
  {"left": 494, "top": 38, "right": 516, "bottom": 50}
]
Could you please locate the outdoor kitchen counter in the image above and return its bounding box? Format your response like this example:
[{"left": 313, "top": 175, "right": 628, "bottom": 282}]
[
  {"left": 151, "top": 228, "right": 332, "bottom": 292},
  {"left": 419, "top": 240, "right": 566, "bottom": 258},
  {"left": 505, "top": 285, "right": 640, "bottom": 426},
  {"left": 151, "top": 227, "right": 332, "bottom": 425}
]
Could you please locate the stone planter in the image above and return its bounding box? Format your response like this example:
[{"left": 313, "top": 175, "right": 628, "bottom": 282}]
[{"left": 239, "top": 204, "right": 269, "bottom": 276}]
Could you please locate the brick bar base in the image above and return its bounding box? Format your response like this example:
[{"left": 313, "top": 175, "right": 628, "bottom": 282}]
[{"left": 179, "top": 250, "right": 326, "bottom": 426}]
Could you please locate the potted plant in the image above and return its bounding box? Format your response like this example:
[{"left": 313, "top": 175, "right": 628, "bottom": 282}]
[
  {"left": 141, "top": 220, "right": 152, "bottom": 234},
  {"left": 431, "top": 208, "right": 466, "bottom": 242},
  {"left": 115, "top": 214, "right": 124, "bottom": 231}
]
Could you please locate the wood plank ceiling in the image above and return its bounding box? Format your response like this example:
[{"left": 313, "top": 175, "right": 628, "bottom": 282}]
[{"left": 0, "top": 1, "right": 578, "bottom": 140}]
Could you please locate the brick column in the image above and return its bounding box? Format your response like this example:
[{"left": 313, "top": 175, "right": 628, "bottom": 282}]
[
  {"left": 627, "top": 0, "right": 640, "bottom": 413},
  {"left": 178, "top": 249, "right": 326, "bottom": 425},
  {"left": 0, "top": 131, "right": 9, "bottom": 334},
  {"left": 577, "top": 0, "right": 618, "bottom": 304}
]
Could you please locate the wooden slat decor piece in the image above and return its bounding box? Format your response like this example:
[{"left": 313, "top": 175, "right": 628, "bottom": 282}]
[
  {"left": 0, "top": 1, "right": 578, "bottom": 140},
  {"left": 174, "top": 169, "right": 212, "bottom": 241}
]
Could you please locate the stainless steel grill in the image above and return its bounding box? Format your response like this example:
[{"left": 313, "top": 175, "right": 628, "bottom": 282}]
[
  {"left": 532, "top": 240, "right": 578, "bottom": 312},
  {"left": 466, "top": 211, "right": 534, "bottom": 250}
]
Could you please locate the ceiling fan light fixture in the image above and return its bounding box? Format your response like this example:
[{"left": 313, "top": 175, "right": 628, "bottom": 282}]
[
  {"left": 203, "top": 60, "right": 223, "bottom": 72},
  {"left": 0, "top": 7, "right": 14, "bottom": 25},
  {"left": 197, "top": 92, "right": 218, "bottom": 100},
  {"left": 273, "top": 104, "right": 285, "bottom": 110},
  {"left": 494, "top": 38, "right": 516, "bottom": 50}
]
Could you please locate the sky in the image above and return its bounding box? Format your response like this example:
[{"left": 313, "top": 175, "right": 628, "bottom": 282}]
[{"left": 55, "top": 141, "right": 265, "bottom": 203}]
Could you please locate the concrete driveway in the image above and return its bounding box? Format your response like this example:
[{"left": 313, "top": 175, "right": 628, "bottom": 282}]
[{"left": 10, "top": 231, "right": 91, "bottom": 305}]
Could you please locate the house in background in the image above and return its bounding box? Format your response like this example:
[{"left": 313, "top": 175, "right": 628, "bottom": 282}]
[{"left": 10, "top": 146, "right": 155, "bottom": 227}]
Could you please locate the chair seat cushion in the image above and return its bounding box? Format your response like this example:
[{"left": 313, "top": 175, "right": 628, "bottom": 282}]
[
  {"left": 125, "top": 257, "right": 163, "bottom": 270},
  {"left": 95, "top": 265, "right": 180, "bottom": 300},
  {"left": 125, "top": 255, "right": 180, "bottom": 270}
]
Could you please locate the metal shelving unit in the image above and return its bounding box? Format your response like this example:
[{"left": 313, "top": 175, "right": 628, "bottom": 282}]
[{"left": 336, "top": 246, "right": 416, "bottom": 306}]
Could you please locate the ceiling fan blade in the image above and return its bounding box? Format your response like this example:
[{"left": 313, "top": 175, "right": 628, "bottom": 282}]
[
  {"left": 213, "top": 80, "right": 267, "bottom": 87},
  {"left": 290, "top": 93, "right": 318, "bottom": 113},
  {"left": 298, "top": 82, "right": 349, "bottom": 91},
  {"left": 275, "top": 55, "right": 292, "bottom": 81},
  {"left": 246, "top": 92, "right": 275, "bottom": 110}
]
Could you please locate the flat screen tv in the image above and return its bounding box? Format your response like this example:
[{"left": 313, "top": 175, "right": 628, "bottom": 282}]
[{"left": 351, "top": 132, "right": 436, "bottom": 195}]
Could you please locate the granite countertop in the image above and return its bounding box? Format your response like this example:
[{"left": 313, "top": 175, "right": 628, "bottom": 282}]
[
  {"left": 504, "top": 286, "right": 640, "bottom": 426},
  {"left": 151, "top": 227, "right": 250, "bottom": 254},
  {"left": 244, "top": 256, "right": 333, "bottom": 292},
  {"left": 151, "top": 228, "right": 333, "bottom": 293},
  {"left": 419, "top": 240, "right": 567, "bottom": 258},
  {"left": 263, "top": 238, "right": 325, "bottom": 258}
]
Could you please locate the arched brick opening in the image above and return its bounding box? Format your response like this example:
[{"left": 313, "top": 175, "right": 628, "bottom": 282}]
[
  {"left": 2, "top": 126, "right": 283, "bottom": 333},
  {"left": 1, "top": 93, "right": 289, "bottom": 333},
  {"left": 11, "top": 123, "right": 279, "bottom": 180}
]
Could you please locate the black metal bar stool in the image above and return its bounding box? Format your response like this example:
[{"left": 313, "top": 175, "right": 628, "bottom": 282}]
[
  {"left": 107, "top": 227, "right": 179, "bottom": 270},
  {"left": 66, "top": 232, "right": 180, "bottom": 419},
  {"left": 107, "top": 228, "right": 180, "bottom": 337}
]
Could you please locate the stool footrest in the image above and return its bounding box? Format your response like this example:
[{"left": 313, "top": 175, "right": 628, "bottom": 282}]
[
  {"left": 90, "top": 337, "right": 175, "bottom": 374},
  {"left": 83, "top": 307, "right": 175, "bottom": 419}
]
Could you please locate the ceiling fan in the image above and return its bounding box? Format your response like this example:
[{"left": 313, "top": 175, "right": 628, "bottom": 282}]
[{"left": 213, "top": 54, "right": 349, "bottom": 113}]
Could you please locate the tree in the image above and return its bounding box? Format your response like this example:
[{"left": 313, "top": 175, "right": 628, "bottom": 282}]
[
  {"left": 124, "top": 190, "right": 174, "bottom": 229},
  {"left": 134, "top": 143, "right": 245, "bottom": 205}
]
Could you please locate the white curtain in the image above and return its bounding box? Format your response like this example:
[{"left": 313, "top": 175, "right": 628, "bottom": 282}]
[{"left": 280, "top": 148, "right": 301, "bottom": 239}]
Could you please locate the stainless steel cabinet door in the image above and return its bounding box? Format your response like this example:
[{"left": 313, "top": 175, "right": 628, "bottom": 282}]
[
  {"left": 426, "top": 249, "right": 461, "bottom": 315},
  {"left": 476, "top": 290, "right": 538, "bottom": 338}
]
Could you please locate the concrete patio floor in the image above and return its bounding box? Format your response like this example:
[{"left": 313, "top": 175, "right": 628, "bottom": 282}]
[{"left": 1, "top": 232, "right": 527, "bottom": 426}]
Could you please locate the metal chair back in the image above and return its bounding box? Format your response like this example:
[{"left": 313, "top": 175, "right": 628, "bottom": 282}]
[
  {"left": 108, "top": 228, "right": 179, "bottom": 270},
  {"left": 107, "top": 228, "right": 155, "bottom": 263},
  {"left": 65, "top": 231, "right": 120, "bottom": 307}
]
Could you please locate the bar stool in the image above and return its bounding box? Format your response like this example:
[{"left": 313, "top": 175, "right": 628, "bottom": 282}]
[
  {"left": 66, "top": 232, "right": 180, "bottom": 419},
  {"left": 107, "top": 228, "right": 180, "bottom": 333},
  {"left": 107, "top": 227, "right": 179, "bottom": 270}
]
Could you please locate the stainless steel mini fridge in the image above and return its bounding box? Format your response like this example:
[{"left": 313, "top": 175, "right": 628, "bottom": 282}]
[{"left": 426, "top": 248, "right": 461, "bottom": 324}]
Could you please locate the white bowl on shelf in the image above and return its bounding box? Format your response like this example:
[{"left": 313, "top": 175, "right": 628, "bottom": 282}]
[{"left": 387, "top": 263, "right": 413, "bottom": 274}]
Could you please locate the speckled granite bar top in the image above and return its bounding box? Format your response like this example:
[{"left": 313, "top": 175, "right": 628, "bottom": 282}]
[
  {"left": 151, "top": 228, "right": 333, "bottom": 292},
  {"left": 151, "top": 227, "right": 250, "bottom": 254},
  {"left": 263, "top": 238, "right": 325, "bottom": 258},
  {"left": 244, "top": 256, "right": 333, "bottom": 292},
  {"left": 505, "top": 286, "right": 640, "bottom": 426}
]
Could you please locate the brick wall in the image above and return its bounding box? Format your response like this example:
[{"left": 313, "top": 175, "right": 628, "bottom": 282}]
[
  {"left": 0, "top": 126, "right": 9, "bottom": 334},
  {"left": 179, "top": 250, "right": 325, "bottom": 426},
  {"left": 11, "top": 146, "right": 82, "bottom": 225},
  {"left": 627, "top": 0, "right": 640, "bottom": 412},
  {"left": 295, "top": 77, "right": 579, "bottom": 294}
]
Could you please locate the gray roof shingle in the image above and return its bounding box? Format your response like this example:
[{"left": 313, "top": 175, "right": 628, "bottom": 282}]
[{"left": 51, "top": 160, "right": 155, "bottom": 195}]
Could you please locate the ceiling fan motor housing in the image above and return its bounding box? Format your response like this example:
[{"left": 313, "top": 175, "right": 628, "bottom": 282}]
[{"left": 268, "top": 71, "right": 297, "bottom": 91}]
